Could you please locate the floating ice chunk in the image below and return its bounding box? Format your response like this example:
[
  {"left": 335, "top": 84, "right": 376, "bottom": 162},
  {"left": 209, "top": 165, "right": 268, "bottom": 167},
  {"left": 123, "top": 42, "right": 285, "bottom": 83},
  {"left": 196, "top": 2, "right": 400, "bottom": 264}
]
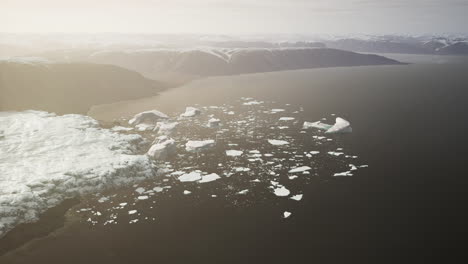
[
  {"left": 279, "top": 117, "right": 295, "bottom": 121},
  {"left": 135, "top": 187, "right": 145, "bottom": 194},
  {"left": 180, "top": 107, "right": 201, "bottom": 117},
  {"left": 290, "top": 194, "right": 303, "bottom": 201},
  {"left": 333, "top": 171, "right": 353, "bottom": 177},
  {"left": 328, "top": 151, "right": 344, "bottom": 156},
  {"left": 271, "top": 109, "right": 285, "bottom": 113},
  {"left": 185, "top": 140, "right": 215, "bottom": 152},
  {"left": 227, "top": 111, "right": 235, "bottom": 115},
  {"left": 137, "top": 195, "right": 149, "bottom": 200},
  {"left": 129, "top": 219, "right": 139, "bottom": 224},
  {"left": 302, "top": 121, "right": 332, "bottom": 131},
  {"left": 283, "top": 211, "right": 292, "bottom": 218},
  {"left": 273, "top": 186, "right": 290, "bottom": 197},
  {"left": 183, "top": 190, "right": 191, "bottom": 195},
  {"left": 237, "top": 189, "right": 249, "bottom": 195},
  {"left": 147, "top": 138, "right": 176, "bottom": 159},
  {"left": 153, "top": 187, "right": 164, "bottom": 192},
  {"left": 359, "top": 165, "right": 369, "bottom": 168},
  {"left": 288, "top": 175, "right": 298, "bottom": 180},
  {"left": 251, "top": 179, "right": 261, "bottom": 183},
  {"left": 234, "top": 167, "right": 250, "bottom": 172},
  {"left": 243, "top": 100, "right": 263, "bottom": 105},
  {"left": 135, "top": 123, "right": 156, "bottom": 131},
  {"left": 268, "top": 139, "right": 289, "bottom": 146},
  {"left": 98, "top": 197, "right": 109, "bottom": 203},
  {"left": 128, "top": 110, "right": 168, "bottom": 126},
  {"left": 326, "top": 118, "right": 352, "bottom": 134},
  {"left": 111, "top": 126, "right": 133, "bottom": 132},
  {"left": 288, "top": 166, "right": 312, "bottom": 173},
  {"left": 207, "top": 118, "right": 221, "bottom": 128},
  {"left": 128, "top": 210, "right": 137, "bottom": 215},
  {"left": 178, "top": 171, "right": 202, "bottom": 182},
  {"left": 154, "top": 122, "right": 178, "bottom": 135},
  {"left": 199, "top": 173, "right": 221, "bottom": 183},
  {"left": 309, "top": 151, "right": 320, "bottom": 155},
  {"left": 226, "top": 150, "right": 243, "bottom": 157},
  {"left": 278, "top": 126, "right": 289, "bottom": 129},
  {"left": 119, "top": 203, "right": 127, "bottom": 207},
  {"left": 349, "top": 164, "right": 358, "bottom": 171}
]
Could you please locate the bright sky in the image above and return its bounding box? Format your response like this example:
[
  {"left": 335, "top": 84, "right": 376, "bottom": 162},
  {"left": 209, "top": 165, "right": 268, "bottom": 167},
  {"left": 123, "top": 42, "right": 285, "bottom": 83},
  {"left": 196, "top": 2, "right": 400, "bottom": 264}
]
[{"left": 1, "top": 0, "right": 467, "bottom": 34}]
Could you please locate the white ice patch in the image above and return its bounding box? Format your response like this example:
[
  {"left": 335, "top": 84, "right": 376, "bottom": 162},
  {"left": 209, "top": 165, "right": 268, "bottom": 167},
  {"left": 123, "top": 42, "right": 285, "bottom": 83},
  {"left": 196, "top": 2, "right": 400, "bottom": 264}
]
[
  {"left": 283, "top": 211, "right": 292, "bottom": 218},
  {"left": 302, "top": 121, "right": 332, "bottom": 131},
  {"left": 273, "top": 186, "right": 290, "bottom": 197},
  {"left": 279, "top": 117, "right": 295, "bottom": 121},
  {"left": 0, "top": 111, "right": 155, "bottom": 238},
  {"left": 268, "top": 139, "right": 289, "bottom": 146},
  {"left": 147, "top": 138, "right": 176, "bottom": 159},
  {"left": 199, "top": 173, "right": 221, "bottom": 183},
  {"left": 243, "top": 100, "right": 263, "bottom": 105},
  {"left": 178, "top": 171, "right": 202, "bottom": 182},
  {"left": 128, "top": 110, "right": 169, "bottom": 126},
  {"left": 185, "top": 140, "right": 215, "bottom": 152},
  {"left": 326, "top": 118, "right": 352, "bottom": 134},
  {"left": 290, "top": 194, "right": 303, "bottom": 201},
  {"left": 154, "top": 122, "right": 178, "bottom": 135},
  {"left": 180, "top": 107, "right": 201, "bottom": 118},
  {"left": 226, "top": 150, "right": 243, "bottom": 157},
  {"left": 288, "top": 166, "right": 312, "bottom": 173},
  {"left": 207, "top": 118, "right": 221, "bottom": 128}
]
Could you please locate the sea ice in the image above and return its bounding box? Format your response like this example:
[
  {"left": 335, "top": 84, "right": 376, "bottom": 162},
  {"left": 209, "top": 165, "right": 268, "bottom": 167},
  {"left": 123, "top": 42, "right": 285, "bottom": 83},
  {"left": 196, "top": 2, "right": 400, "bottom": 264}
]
[
  {"left": 288, "top": 166, "right": 312, "bottom": 173},
  {"left": 178, "top": 171, "right": 202, "bottom": 182},
  {"left": 147, "top": 138, "right": 176, "bottom": 159},
  {"left": 279, "top": 117, "right": 295, "bottom": 121},
  {"left": 185, "top": 140, "right": 215, "bottom": 152},
  {"left": 226, "top": 150, "right": 243, "bottom": 157},
  {"left": 199, "top": 173, "right": 221, "bottom": 183},
  {"left": 128, "top": 110, "right": 169, "bottom": 126},
  {"left": 283, "top": 211, "right": 292, "bottom": 218},
  {"left": 273, "top": 186, "right": 290, "bottom": 197},
  {"left": 0, "top": 111, "right": 155, "bottom": 238},
  {"left": 290, "top": 194, "right": 303, "bottom": 201},
  {"left": 180, "top": 107, "right": 201, "bottom": 117},
  {"left": 268, "top": 139, "right": 289, "bottom": 146},
  {"left": 207, "top": 118, "right": 221, "bottom": 128}
]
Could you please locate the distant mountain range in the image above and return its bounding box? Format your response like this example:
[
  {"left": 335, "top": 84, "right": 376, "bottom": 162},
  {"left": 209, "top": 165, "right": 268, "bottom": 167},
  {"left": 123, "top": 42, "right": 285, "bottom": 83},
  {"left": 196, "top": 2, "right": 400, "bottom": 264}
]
[{"left": 0, "top": 61, "right": 165, "bottom": 114}]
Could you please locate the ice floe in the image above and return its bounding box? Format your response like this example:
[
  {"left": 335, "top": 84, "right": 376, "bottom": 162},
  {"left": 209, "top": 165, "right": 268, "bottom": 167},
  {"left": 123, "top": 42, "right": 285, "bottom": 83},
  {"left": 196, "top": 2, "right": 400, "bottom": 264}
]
[
  {"left": 147, "top": 137, "right": 176, "bottom": 159},
  {"left": 128, "top": 110, "right": 169, "bottom": 126},
  {"left": 268, "top": 139, "right": 289, "bottom": 146},
  {"left": 288, "top": 166, "right": 312, "bottom": 173},
  {"left": 207, "top": 118, "right": 221, "bottom": 128},
  {"left": 199, "top": 173, "right": 221, "bottom": 183},
  {"left": 226, "top": 150, "right": 243, "bottom": 157},
  {"left": 0, "top": 111, "right": 155, "bottom": 237},
  {"left": 180, "top": 107, "right": 201, "bottom": 117},
  {"left": 185, "top": 140, "right": 216, "bottom": 152},
  {"left": 178, "top": 171, "right": 202, "bottom": 182}
]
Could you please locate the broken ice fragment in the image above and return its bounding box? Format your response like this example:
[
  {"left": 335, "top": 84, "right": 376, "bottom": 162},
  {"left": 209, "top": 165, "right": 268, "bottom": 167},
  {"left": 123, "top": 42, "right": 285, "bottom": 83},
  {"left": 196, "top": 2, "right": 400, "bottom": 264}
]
[
  {"left": 273, "top": 186, "right": 290, "bottom": 197},
  {"left": 333, "top": 171, "right": 353, "bottom": 177},
  {"left": 183, "top": 190, "right": 191, "bottom": 195},
  {"left": 226, "top": 150, "right": 243, "bottom": 157},
  {"left": 279, "top": 117, "right": 295, "bottom": 121},
  {"left": 185, "top": 140, "right": 215, "bottom": 152},
  {"left": 326, "top": 117, "right": 352, "bottom": 133},
  {"left": 199, "top": 173, "right": 221, "bottom": 183},
  {"left": 290, "top": 194, "right": 303, "bottom": 201},
  {"left": 128, "top": 110, "right": 168, "bottom": 126},
  {"left": 180, "top": 107, "right": 201, "bottom": 117},
  {"left": 147, "top": 138, "right": 176, "bottom": 159},
  {"left": 207, "top": 118, "right": 221, "bottom": 128},
  {"left": 288, "top": 166, "right": 312, "bottom": 173},
  {"left": 178, "top": 171, "right": 202, "bottom": 182},
  {"left": 137, "top": 195, "right": 149, "bottom": 200},
  {"left": 283, "top": 211, "right": 292, "bottom": 218},
  {"left": 128, "top": 210, "right": 137, "bottom": 215},
  {"left": 268, "top": 139, "right": 289, "bottom": 146}
]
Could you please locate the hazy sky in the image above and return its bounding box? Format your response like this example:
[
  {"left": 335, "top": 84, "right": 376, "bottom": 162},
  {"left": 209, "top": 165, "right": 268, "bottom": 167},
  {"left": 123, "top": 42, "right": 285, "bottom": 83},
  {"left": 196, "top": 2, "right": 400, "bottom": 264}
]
[{"left": 1, "top": 0, "right": 467, "bottom": 35}]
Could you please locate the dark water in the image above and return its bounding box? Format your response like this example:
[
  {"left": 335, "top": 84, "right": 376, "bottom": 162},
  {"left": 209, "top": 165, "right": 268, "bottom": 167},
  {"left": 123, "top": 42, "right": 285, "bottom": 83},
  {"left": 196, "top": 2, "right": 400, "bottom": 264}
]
[{"left": 2, "top": 61, "right": 468, "bottom": 263}]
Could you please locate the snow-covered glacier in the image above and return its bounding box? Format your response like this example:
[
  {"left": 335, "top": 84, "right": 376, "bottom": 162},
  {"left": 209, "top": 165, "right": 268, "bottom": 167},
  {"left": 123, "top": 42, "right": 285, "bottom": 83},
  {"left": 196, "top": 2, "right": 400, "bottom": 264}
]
[{"left": 0, "top": 111, "right": 156, "bottom": 237}]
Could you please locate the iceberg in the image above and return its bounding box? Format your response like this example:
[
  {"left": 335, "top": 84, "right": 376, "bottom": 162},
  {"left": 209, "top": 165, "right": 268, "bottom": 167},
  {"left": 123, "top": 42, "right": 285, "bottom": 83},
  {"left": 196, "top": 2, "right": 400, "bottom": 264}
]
[
  {"left": 180, "top": 107, "right": 201, "bottom": 118},
  {"left": 303, "top": 117, "right": 352, "bottom": 133},
  {"left": 147, "top": 138, "right": 176, "bottom": 159},
  {"left": 185, "top": 140, "right": 215, "bottom": 152},
  {"left": 326, "top": 117, "right": 352, "bottom": 134},
  {"left": 226, "top": 150, "right": 243, "bottom": 157},
  {"left": 207, "top": 118, "right": 221, "bottom": 128},
  {"left": 178, "top": 171, "right": 202, "bottom": 182},
  {"left": 128, "top": 110, "right": 169, "bottom": 126},
  {"left": 288, "top": 166, "right": 312, "bottom": 173},
  {"left": 199, "top": 173, "right": 221, "bottom": 183},
  {"left": 154, "top": 121, "right": 178, "bottom": 135},
  {"left": 0, "top": 111, "right": 155, "bottom": 238},
  {"left": 268, "top": 139, "right": 289, "bottom": 146}
]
